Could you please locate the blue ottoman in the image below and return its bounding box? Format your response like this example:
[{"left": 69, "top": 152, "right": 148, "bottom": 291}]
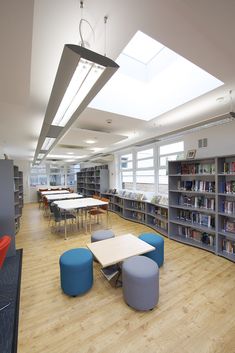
[
  {"left": 91, "top": 229, "right": 115, "bottom": 242},
  {"left": 122, "top": 256, "right": 159, "bottom": 311},
  {"left": 59, "top": 248, "right": 93, "bottom": 296},
  {"left": 139, "top": 233, "right": 164, "bottom": 267}
]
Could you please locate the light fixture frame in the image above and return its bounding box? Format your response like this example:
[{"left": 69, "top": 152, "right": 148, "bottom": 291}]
[{"left": 33, "top": 44, "right": 119, "bottom": 164}]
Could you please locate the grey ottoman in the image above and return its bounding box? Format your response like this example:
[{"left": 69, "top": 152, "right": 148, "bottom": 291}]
[
  {"left": 122, "top": 256, "right": 159, "bottom": 311},
  {"left": 91, "top": 229, "right": 115, "bottom": 242}
]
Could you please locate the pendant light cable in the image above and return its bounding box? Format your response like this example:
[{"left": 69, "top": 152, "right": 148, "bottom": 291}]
[
  {"left": 79, "top": 0, "right": 95, "bottom": 48},
  {"left": 104, "top": 15, "right": 108, "bottom": 56}
]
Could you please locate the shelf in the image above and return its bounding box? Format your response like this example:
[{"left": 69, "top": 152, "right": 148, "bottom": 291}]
[
  {"left": 170, "top": 235, "right": 215, "bottom": 253},
  {"left": 218, "top": 193, "right": 235, "bottom": 197},
  {"left": 170, "top": 204, "right": 216, "bottom": 214},
  {"left": 169, "top": 189, "right": 216, "bottom": 195},
  {"left": 218, "top": 212, "right": 235, "bottom": 218},
  {"left": 170, "top": 219, "right": 216, "bottom": 234},
  {"left": 218, "top": 230, "right": 235, "bottom": 240}
]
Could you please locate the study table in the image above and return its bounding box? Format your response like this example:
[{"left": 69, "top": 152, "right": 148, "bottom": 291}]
[
  {"left": 87, "top": 233, "right": 155, "bottom": 286},
  {"left": 54, "top": 198, "right": 109, "bottom": 238},
  {"left": 45, "top": 193, "right": 83, "bottom": 201},
  {"left": 41, "top": 190, "right": 70, "bottom": 196}
]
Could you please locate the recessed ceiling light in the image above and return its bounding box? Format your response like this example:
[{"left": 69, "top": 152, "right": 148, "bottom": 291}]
[
  {"left": 216, "top": 97, "right": 224, "bottom": 102},
  {"left": 85, "top": 139, "right": 96, "bottom": 144},
  {"left": 67, "top": 152, "right": 75, "bottom": 155}
]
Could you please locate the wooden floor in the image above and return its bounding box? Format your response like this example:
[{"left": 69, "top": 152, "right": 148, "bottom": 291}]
[{"left": 16, "top": 203, "right": 235, "bottom": 353}]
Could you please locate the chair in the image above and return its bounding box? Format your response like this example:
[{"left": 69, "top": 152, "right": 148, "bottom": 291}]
[
  {"left": 0, "top": 235, "right": 11, "bottom": 269},
  {"left": 51, "top": 204, "right": 77, "bottom": 239},
  {"left": 88, "top": 197, "right": 109, "bottom": 232}
]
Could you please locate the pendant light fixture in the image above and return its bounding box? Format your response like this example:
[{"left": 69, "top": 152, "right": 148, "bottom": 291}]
[{"left": 33, "top": 2, "right": 119, "bottom": 165}]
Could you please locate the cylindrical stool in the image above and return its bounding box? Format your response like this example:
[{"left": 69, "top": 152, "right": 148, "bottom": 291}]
[
  {"left": 122, "top": 256, "right": 159, "bottom": 311},
  {"left": 59, "top": 248, "right": 93, "bottom": 296},
  {"left": 91, "top": 229, "right": 115, "bottom": 242},
  {"left": 139, "top": 233, "right": 164, "bottom": 267}
]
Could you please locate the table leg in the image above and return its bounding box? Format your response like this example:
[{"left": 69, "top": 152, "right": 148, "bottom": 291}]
[{"left": 64, "top": 213, "right": 67, "bottom": 240}]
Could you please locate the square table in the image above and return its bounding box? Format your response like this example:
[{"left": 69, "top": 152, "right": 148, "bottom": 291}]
[{"left": 87, "top": 233, "right": 155, "bottom": 268}]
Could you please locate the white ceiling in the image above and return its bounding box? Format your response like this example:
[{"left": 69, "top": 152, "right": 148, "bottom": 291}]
[{"left": 1, "top": 0, "right": 235, "bottom": 162}]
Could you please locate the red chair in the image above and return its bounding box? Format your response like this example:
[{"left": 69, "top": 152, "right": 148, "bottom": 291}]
[{"left": 0, "top": 235, "right": 11, "bottom": 269}]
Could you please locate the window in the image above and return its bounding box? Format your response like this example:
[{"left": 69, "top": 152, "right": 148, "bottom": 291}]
[
  {"left": 66, "top": 164, "right": 80, "bottom": 187},
  {"left": 136, "top": 148, "right": 155, "bottom": 191},
  {"left": 30, "top": 164, "right": 47, "bottom": 186},
  {"left": 49, "top": 165, "right": 65, "bottom": 186},
  {"left": 120, "top": 153, "right": 133, "bottom": 189},
  {"left": 158, "top": 141, "right": 184, "bottom": 194}
]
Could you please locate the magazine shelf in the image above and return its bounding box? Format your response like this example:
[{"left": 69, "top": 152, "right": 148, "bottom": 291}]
[{"left": 101, "top": 193, "right": 168, "bottom": 237}]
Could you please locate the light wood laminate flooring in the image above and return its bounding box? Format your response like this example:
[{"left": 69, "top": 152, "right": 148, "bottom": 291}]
[{"left": 16, "top": 203, "right": 235, "bottom": 353}]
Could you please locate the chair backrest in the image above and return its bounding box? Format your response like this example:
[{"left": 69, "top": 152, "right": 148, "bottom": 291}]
[
  {"left": 0, "top": 235, "right": 11, "bottom": 269},
  {"left": 100, "top": 197, "right": 109, "bottom": 210},
  {"left": 93, "top": 194, "right": 100, "bottom": 199},
  {"left": 51, "top": 204, "right": 62, "bottom": 222}
]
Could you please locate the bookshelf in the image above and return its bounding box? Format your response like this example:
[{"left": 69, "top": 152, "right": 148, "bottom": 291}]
[
  {"left": 101, "top": 193, "right": 168, "bottom": 237},
  {"left": 77, "top": 165, "right": 109, "bottom": 197},
  {"left": 0, "top": 160, "right": 24, "bottom": 257},
  {"left": 217, "top": 155, "right": 235, "bottom": 261},
  {"left": 168, "top": 156, "right": 235, "bottom": 262}
]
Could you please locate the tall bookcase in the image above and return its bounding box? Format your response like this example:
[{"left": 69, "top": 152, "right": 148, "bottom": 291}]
[
  {"left": 0, "top": 160, "right": 16, "bottom": 256},
  {"left": 101, "top": 193, "right": 168, "bottom": 237},
  {"left": 77, "top": 165, "right": 109, "bottom": 196},
  {"left": 168, "top": 156, "right": 235, "bottom": 262}
]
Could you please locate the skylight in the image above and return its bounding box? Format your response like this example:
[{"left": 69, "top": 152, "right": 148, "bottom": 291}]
[{"left": 89, "top": 30, "right": 224, "bottom": 121}]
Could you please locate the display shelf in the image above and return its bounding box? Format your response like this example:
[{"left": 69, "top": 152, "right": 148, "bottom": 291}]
[{"left": 101, "top": 193, "right": 168, "bottom": 237}]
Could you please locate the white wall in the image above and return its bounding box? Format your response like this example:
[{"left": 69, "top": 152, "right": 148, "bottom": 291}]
[
  {"left": 110, "top": 120, "right": 235, "bottom": 189},
  {"left": 183, "top": 120, "right": 235, "bottom": 158}
]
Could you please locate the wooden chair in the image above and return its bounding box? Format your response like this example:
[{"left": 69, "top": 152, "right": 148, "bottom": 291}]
[{"left": 88, "top": 197, "right": 109, "bottom": 232}]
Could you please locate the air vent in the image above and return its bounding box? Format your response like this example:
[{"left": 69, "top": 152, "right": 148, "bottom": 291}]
[
  {"left": 58, "top": 144, "right": 85, "bottom": 149},
  {"left": 198, "top": 138, "right": 208, "bottom": 148}
]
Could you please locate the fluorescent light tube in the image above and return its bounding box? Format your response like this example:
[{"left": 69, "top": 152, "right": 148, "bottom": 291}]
[{"left": 41, "top": 137, "right": 56, "bottom": 150}]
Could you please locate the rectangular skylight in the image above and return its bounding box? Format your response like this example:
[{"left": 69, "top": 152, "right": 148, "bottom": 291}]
[{"left": 89, "top": 30, "right": 224, "bottom": 121}]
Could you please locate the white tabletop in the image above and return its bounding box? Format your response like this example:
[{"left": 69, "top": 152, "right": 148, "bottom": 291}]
[
  {"left": 87, "top": 233, "right": 155, "bottom": 267},
  {"left": 45, "top": 193, "right": 83, "bottom": 201},
  {"left": 41, "top": 190, "right": 70, "bottom": 195},
  {"left": 55, "top": 197, "right": 108, "bottom": 210}
]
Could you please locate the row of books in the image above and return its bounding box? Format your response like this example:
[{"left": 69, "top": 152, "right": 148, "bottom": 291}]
[
  {"left": 177, "top": 210, "right": 215, "bottom": 228},
  {"left": 222, "top": 161, "right": 235, "bottom": 174},
  {"left": 219, "top": 181, "right": 235, "bottom": 193},
  {"left": 131, "top": 211, "right": 145, "bottom": 222},
  {"left": 148, "top": 206, "right": 168, "bottom": 218},
  {"left": 221, "top": 201, "right": 235, "bottom": 214},
  {"left": 128, "top": 201, "right": 146, "bottom": 211},
  {"left": 177, "top": 180, "right": 215, "bottom": 193},
  {"left": 152, "top": 218, "right": 168, "bottom": 231},
  {"left": 178, "top": 194, "right": 215, "bottom": 210},
  {"left": 180, "top": 163, "right": 215, "bottom": 175},
  {"left": 222, "top": 219, "right": 235, "bottom": 233},
  {"left": 222, "top": 239, "right": 235, "bottom": 254},
  {"left": 178, "top": 226, "right": 214, "bottom": 245}
]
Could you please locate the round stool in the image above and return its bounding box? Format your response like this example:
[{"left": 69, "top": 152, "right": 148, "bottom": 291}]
[
  {"left": 122, "top": 256, "right": 159, "bottom": 311},
  {"left": 139, "top": 233, "right": 164, "bottom": 267},
  {"left": 91, "top": 229, "right": 115, "bottom": 242},
  {"left": 59, "top": 248, "right": 93, "bottom": 296}
]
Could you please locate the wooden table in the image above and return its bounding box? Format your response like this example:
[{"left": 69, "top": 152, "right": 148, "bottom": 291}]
[
  {"left": 87, "top": 234, "right": 155, "bottom": 286},
  {"left": 87, "top": 233, "right": 155, "bottom": 267},
  {"left": 55, "top": 198, "right": 109, "bottom": 238},
  {"left": 41, "top": 190, "right": 70, "bottom": 195},
  {"left": 45, "top": 193, "right": 83, "bottom": 201}
]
